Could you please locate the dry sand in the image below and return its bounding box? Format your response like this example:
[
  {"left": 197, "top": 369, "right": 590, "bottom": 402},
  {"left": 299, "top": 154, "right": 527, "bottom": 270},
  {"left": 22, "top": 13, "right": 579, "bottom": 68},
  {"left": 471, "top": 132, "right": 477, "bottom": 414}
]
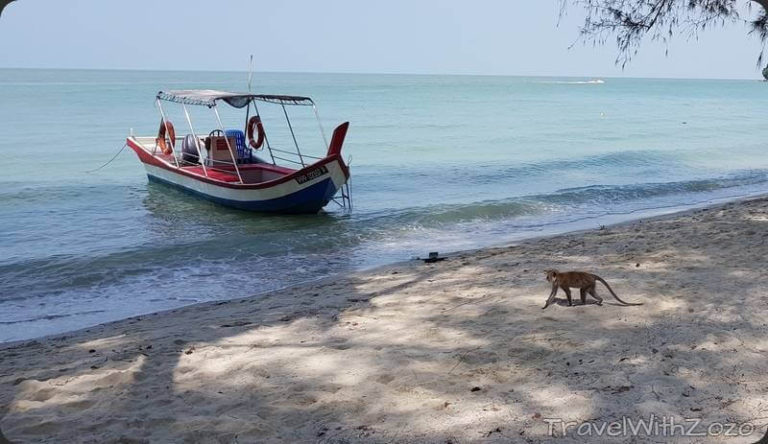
[{"left": 3, "top": 198, "right": 768, "bottom": 443}]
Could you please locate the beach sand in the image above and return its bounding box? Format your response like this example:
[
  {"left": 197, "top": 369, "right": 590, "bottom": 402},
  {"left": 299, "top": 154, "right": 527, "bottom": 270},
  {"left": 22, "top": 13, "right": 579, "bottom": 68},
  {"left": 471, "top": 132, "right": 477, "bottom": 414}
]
[{"left": 2, "top": 197, "right": 768, "bottom": 443}]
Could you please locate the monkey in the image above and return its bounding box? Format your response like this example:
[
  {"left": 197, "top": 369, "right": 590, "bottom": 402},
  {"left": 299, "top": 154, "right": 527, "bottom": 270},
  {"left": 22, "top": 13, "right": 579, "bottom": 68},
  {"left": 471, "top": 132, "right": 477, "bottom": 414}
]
[{"left": 542, "top": 269, "right": 643, "bottom": 309}]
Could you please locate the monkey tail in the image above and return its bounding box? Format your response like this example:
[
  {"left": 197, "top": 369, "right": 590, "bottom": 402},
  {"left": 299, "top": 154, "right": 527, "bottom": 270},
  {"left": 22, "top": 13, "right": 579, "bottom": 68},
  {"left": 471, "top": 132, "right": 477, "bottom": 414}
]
[{"left": 595, "top": 276, "right": 643, "bottom": 306}]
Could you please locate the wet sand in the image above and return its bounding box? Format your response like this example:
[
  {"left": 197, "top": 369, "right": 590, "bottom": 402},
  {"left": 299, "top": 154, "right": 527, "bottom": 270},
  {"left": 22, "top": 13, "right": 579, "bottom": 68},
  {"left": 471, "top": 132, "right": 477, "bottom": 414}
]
[{"left": 2, "top": 197, "right": 768, "bottom": 443}]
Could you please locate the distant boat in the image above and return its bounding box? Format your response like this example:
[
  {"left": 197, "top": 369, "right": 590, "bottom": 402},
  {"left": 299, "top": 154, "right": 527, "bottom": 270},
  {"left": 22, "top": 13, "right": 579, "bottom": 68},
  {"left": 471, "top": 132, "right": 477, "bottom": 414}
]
[{"left": 127, "top": 90, "right": 351, "bottom": 214}]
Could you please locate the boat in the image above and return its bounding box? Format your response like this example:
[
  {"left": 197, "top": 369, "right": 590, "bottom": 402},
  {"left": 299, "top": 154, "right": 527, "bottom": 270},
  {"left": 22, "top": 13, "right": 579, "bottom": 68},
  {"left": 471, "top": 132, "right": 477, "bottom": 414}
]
[{"left": 126, "top": 90, "right": 351, "bottom": 214}]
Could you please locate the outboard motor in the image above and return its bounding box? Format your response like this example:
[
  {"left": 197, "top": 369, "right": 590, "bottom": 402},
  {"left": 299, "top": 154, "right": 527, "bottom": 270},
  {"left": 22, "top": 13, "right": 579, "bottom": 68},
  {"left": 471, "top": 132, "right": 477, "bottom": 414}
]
[{"left": 181, "top": 134, "right": 201, "bottom": 164}]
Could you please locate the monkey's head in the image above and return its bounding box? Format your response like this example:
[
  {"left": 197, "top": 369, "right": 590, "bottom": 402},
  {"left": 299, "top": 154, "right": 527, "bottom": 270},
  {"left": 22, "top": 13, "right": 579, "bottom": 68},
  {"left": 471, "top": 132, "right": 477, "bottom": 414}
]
[{"left": 545, "top": 269, "right": 558, "bottom": 283}]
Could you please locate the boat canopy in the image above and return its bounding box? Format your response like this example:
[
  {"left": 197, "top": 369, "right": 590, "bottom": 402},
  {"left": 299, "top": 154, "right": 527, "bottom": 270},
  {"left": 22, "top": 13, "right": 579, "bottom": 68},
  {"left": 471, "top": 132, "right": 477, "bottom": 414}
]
[{"left": 157, "top": 90, "right": 315, "bottom": 108}]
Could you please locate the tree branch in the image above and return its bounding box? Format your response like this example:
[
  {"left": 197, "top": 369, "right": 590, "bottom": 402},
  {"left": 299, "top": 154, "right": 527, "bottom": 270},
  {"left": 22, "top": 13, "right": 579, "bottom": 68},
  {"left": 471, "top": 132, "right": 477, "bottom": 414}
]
[
  {"left": 752, "top": 0, "right": 768, "bottom": 14},
  {"left": 566, "top": 0, "right": 768, "bottom": 67}
]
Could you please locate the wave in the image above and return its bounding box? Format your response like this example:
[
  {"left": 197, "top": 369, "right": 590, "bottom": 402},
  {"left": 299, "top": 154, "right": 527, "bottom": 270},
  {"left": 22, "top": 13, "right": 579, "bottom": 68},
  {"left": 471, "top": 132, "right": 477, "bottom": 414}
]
[
  {"left": 0, "top": 310, "right": 106, "bottom": 325},
  {"left": 536, "top": 79, "right": 605, "bottom": 85},
  {"left": 364, "top": 170, "right": 768, "bottom": 229},
  {"left": 2, "top": 169, "right": 767, "bottom": 317},
  {"left": 540, "top": 172, "right": 768, "bottom": 206}
]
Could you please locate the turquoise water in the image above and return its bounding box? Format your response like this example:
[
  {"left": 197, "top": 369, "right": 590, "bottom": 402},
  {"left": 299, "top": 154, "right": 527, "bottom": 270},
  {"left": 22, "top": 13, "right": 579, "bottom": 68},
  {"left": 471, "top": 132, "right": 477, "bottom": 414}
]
[{"left": 2, "top": 68, "right": 768, "bottom": 342}]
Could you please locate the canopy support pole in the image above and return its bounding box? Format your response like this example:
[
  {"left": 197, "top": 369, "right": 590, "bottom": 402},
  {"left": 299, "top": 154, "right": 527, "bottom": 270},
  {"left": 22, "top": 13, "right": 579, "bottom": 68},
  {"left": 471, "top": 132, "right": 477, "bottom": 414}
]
[
  {"left": 243, "top": 102, "right": 253, "bottom": 163},
  {"left": 213, "top": 105, "right": 244, "bottom": 184},
  {"left": 156, "top": 99, "right": 180, "bottom": 168},
  {"left": 252, "top": 100, "right": 276, "bottom": 165},
  {"left": 282, "top": 104, "right": 305, "bottom": 167},
  {"left": 312, "top": 104, "right": 329, "bottom": 151},
  {"left": 182, "top": 104, "right": 207, "bottom": 177}
]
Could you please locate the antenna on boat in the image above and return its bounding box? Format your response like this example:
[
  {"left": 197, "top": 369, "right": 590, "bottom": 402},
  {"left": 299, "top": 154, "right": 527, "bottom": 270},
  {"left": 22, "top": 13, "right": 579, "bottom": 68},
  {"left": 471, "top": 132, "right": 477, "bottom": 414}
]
[{"left": 247, "top": 54, "right": 254, "bottom": 92}]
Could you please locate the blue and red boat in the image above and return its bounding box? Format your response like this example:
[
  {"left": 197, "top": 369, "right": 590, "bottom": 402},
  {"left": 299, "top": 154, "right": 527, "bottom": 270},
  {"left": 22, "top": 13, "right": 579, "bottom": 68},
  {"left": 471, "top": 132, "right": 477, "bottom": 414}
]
[{"left": 127, "top": 90, "right": 351, "bottom": 214}]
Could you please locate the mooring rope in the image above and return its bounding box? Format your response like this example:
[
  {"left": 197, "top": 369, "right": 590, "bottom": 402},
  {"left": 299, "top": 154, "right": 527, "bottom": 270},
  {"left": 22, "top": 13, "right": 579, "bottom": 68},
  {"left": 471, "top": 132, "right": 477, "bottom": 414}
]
[{"left": 85, "top": 143, "right": 128, "bottom": 173}]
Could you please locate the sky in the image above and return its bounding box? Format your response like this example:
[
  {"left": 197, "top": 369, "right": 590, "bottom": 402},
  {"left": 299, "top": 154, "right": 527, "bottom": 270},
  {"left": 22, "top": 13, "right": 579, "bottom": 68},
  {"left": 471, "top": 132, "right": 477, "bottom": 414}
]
[{"left": 0, "top": 0, "right": 766, "bottom": 79}]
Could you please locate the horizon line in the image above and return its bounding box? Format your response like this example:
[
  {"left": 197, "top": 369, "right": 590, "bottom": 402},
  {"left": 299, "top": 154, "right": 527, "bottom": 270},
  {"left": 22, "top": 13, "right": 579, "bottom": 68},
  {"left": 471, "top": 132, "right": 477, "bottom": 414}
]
[{"left": 0, "top": 65, "right": 763, "bottom": 82}]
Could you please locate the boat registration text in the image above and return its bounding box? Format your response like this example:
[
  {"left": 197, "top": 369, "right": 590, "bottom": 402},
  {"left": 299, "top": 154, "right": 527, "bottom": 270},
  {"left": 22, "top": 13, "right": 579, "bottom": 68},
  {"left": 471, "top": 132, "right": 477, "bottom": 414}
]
[{"left": 295, "top": 165, "right": 329, "bottom": 184}]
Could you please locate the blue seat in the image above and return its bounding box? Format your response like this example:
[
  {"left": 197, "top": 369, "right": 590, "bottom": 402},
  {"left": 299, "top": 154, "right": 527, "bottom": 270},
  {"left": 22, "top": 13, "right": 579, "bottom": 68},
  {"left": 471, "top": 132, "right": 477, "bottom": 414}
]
[{"left": 225, "top": 129, "right": 251, "bottom": 163}]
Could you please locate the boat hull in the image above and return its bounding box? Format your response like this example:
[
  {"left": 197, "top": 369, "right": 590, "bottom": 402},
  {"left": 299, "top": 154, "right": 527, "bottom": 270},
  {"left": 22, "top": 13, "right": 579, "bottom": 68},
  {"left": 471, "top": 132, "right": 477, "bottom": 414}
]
[
  {"left": 128, "top": 138, "right": 349, "bottom": 214},
  {"left": 146, "top": 173, "right": 340, "bottom": 213}
]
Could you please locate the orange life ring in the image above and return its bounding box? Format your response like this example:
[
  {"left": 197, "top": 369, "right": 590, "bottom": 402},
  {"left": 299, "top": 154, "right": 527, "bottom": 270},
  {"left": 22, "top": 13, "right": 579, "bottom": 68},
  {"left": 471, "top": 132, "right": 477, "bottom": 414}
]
[
  {"left": 247, "top": 115, "right": 265, "bottom": 149},
  {"left": 156, "top": 119, "right": 176, "bottom": 155}
]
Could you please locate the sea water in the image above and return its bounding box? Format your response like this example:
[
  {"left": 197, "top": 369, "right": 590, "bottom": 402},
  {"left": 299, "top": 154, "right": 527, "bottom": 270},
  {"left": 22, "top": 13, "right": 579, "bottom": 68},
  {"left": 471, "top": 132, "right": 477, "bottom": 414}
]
[{"left": 2, "top": 69, "right": 768, "bottom": 342}]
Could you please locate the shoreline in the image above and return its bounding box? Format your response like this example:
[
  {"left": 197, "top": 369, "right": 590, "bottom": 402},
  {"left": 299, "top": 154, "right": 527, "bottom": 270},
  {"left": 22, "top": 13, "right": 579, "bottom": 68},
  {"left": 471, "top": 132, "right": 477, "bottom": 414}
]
[
  {"left": 4, "top": 189, "right": 767, "bottom": 347},
  {"left": 3, "top": 194, "right": 768, "bottom": 442}
]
